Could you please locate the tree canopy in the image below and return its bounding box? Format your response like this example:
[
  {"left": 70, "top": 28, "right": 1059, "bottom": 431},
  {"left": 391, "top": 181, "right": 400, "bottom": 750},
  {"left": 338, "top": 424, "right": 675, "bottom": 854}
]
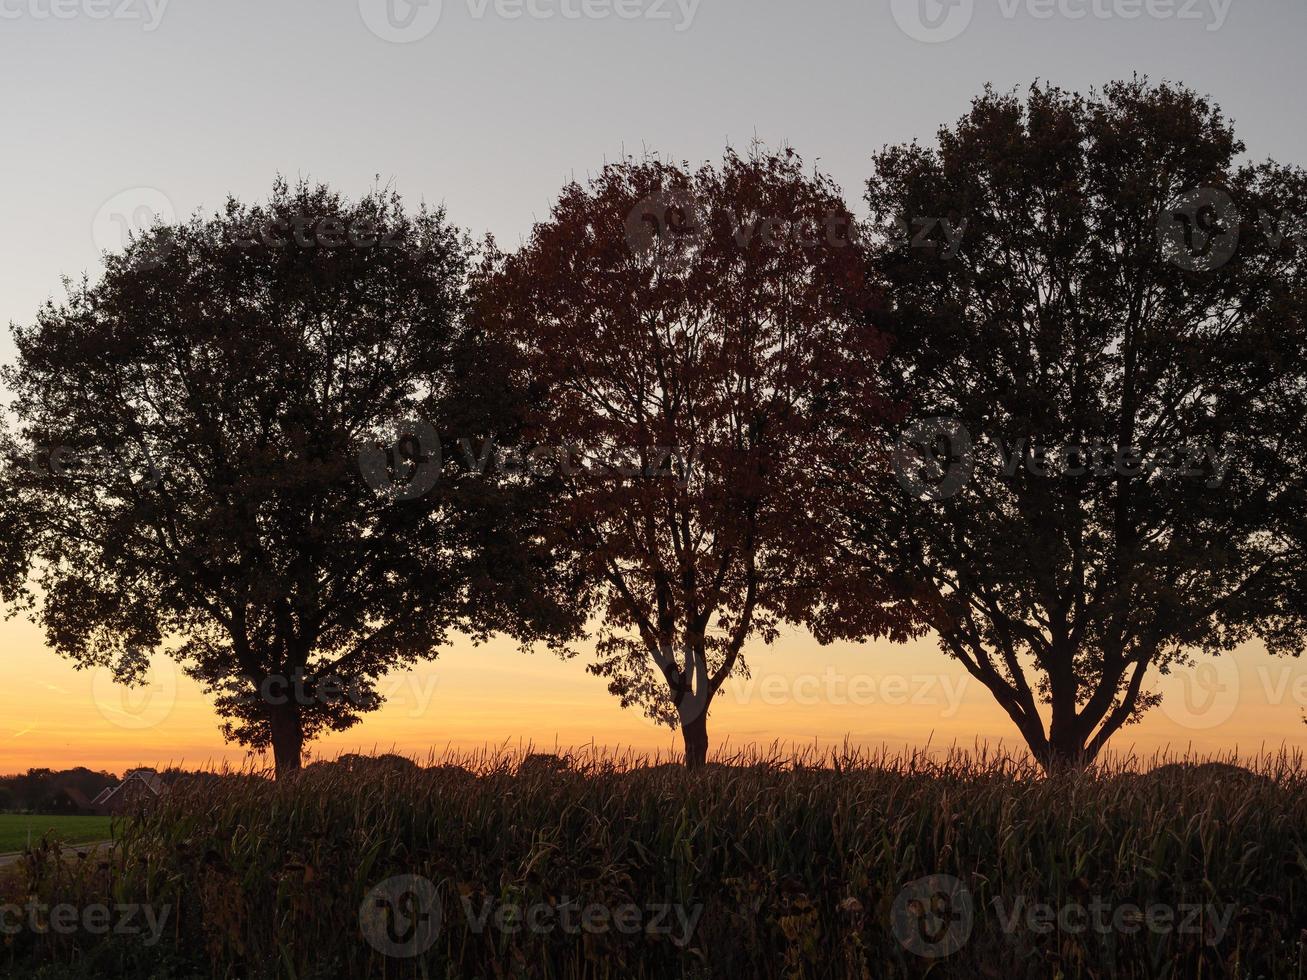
[
  {"left": 3, "top": 179, "right": 576, "bottom": 776},
  {"left": 475, "top": 148, "right": 904, "bottom": 766},
  {"left": 810, "top": 80, "right": 1307, "bottom": 770}
]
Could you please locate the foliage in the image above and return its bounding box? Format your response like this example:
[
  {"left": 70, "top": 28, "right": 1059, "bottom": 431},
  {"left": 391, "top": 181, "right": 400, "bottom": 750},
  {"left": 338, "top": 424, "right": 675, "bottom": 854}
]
[
  {"left": 6, "top": 748, "right": 1307, "bottom": 978},
  {"left": 2, "top": 178, "right": 578, "bottom": 776},
  {"left": 476, "top": 147, "right": 902, "bottom": 765},
  {"left": 814, "top": 78, "right": 1307, "bottom": 770},
  {"left": 0, "top": 769, "right": 116, "bottom": 814}
]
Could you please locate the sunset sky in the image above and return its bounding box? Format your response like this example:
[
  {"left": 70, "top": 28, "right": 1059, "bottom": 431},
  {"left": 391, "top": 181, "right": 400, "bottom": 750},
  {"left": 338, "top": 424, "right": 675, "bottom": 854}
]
[
  {"left": 3, "top": 1, "right": 1306, "bottom": 775},
  {"left": 4, "top": 612, "right": 1305, "bottom": 775}
]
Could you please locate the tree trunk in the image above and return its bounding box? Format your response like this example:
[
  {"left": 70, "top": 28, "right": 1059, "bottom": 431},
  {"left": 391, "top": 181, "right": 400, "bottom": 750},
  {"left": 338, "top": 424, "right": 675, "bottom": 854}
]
[
  {"left": 269, "top": 700, "right": 304, "bottom": 779},
  {"left": 681, "top": 713, "right": 709, "bottom": 770},
  {"left": 1036, "top": 735, "right": 1095, "bottom": 776}
]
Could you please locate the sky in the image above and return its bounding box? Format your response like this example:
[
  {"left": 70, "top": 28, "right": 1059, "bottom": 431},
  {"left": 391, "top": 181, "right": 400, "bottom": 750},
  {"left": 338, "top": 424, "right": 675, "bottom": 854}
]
[{"left": 2, "top": 0, "right": 1306, "bottom": 774}]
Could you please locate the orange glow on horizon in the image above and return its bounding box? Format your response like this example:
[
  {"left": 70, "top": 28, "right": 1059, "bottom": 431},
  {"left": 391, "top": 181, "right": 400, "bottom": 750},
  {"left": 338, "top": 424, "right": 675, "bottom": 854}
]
[{"left": 3, "top": 613, "right": 1304, "bottom": 777}]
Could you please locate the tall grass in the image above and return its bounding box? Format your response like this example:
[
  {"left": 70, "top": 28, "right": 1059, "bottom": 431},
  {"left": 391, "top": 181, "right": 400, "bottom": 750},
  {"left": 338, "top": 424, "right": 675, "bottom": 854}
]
[{"left": 5, "top": 746, "right": 1306, "bottom": 978}]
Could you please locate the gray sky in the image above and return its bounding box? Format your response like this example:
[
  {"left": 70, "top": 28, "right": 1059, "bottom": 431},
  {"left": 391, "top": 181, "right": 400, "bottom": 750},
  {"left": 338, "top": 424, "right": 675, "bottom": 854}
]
[{"left": 2, "top": 0, "right": 1303, "bottom": 356}]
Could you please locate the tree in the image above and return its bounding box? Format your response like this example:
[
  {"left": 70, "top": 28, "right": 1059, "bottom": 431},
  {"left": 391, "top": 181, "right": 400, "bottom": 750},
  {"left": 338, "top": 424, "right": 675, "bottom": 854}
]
[
  {"left": 476, "top": 149, "right": 901, "bottom": 767},
  {"left": 814, "top": 80, "right": 1307, "bottom": 772},
  {"left": 4, "top": 178, "right": 575, "bottom": 778}
]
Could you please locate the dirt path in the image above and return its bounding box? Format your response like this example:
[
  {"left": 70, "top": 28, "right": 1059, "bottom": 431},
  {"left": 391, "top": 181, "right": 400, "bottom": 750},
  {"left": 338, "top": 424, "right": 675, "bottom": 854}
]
[{"left": 0, "top": 840, "right": 114, "bottom": 869}]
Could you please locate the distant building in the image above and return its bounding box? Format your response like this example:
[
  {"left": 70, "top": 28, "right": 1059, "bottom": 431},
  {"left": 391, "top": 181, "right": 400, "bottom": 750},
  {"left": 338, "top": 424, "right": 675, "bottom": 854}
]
[
  {"left": 42, "top": 786, "right": 95, "bottom": 814},
  {"left": 91, "top": 769, "right": 166, "bottom": 815}
]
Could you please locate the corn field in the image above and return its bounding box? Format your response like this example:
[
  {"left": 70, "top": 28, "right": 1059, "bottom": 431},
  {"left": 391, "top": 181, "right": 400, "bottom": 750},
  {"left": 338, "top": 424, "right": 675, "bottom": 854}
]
[{"left": 3, "top": 747, "right": 1306, "bottom": 979}]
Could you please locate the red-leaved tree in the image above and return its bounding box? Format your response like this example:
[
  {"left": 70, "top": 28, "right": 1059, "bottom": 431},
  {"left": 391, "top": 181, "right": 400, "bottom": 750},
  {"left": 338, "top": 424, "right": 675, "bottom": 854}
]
[{"left": 477, "top": 149, "right": 907, "bottom": 767}]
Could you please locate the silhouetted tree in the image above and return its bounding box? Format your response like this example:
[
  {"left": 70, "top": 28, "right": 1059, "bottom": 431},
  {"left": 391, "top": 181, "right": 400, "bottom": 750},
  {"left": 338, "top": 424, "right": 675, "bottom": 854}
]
[
  {"left": 3, "top": 179, "right": 575, "bottom": 778},
  {"left": 477, "top": 149, "right": 901, "bottom": 767},
  {"left": 814, "top": 80, "right": 1307, "bottom": 772},
  {"left": 0, "top": 768, "right": 113, "bottom": 812}
]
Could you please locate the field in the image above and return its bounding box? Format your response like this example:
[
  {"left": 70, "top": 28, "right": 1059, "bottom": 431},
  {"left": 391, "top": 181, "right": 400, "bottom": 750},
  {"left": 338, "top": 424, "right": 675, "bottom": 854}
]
[
  {"left": 2, "top": 749, "right": 1306, "bottom": 979},
  {"left": 0, "top": 814, "right": 113, "bottom": 854}
]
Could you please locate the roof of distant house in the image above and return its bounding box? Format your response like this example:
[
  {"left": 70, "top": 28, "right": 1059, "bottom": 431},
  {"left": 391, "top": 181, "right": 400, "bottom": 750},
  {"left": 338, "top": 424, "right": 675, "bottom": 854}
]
[
  {"left": 123, "top": 768, "right": 165, "bottom": 794},
  {"left": 62, "top": 787, "right": 93, "bottom": 810},
  {"left": 93, "top": 768, "right": 166, "bottom": 811}
]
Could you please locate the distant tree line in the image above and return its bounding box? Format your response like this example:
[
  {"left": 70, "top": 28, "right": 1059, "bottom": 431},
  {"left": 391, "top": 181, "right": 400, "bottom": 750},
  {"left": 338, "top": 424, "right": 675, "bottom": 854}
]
[
  {"left": 1, "top": 78, "right": 1304, "bottom": 777},
  {"left": 0, "top": 768, "right": 113, "bottom": 813},
  {"left": 0, "top": 767, "right": 181, "bottom": 813}
]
